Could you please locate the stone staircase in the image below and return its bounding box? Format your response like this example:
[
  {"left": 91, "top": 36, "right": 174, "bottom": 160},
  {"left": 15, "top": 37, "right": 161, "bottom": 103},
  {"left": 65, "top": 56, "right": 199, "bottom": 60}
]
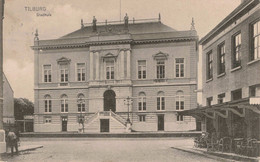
[{"left": 84, "top": 110, "right": 127, "bottom": 133}]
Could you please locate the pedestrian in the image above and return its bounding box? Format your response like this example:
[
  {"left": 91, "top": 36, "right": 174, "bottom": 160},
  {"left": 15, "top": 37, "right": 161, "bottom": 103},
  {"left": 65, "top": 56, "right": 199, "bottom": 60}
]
[{"left": 7, "top": 128, "right": 19, "bottom": 155}]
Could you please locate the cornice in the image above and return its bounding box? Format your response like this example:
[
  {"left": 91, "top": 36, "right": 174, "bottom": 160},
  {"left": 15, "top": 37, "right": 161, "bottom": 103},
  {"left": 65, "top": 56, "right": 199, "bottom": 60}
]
[{"left": 31, "top": 37, "right": 198, "bottom": 50}]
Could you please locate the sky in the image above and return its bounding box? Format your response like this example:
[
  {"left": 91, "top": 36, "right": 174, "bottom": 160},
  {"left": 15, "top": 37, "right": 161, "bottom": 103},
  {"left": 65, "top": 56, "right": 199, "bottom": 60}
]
[{"left": 3, "top": 0, "right": 241, "bottom": 102}]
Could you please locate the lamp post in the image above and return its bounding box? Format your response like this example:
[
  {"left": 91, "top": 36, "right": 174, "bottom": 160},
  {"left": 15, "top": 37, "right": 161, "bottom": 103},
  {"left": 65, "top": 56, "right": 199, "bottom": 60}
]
[
  {"left": 124, "top": 96, "right": 132, "bottom": 123},
  {"left": 77, "top": 97, "right": 85, "bottom": 133}
]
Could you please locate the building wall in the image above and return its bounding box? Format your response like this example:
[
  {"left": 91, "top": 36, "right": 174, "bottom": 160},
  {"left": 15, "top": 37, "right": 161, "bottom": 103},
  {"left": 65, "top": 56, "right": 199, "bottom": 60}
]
[
  {"left": 34, "top": 31, "right": 198, "bottom": 132},
  {"left": 3, "top": 74, "right": 14, "bottom": 124},
  {"left": 202, "top": 9, "right": 260, "bottom": 106}
]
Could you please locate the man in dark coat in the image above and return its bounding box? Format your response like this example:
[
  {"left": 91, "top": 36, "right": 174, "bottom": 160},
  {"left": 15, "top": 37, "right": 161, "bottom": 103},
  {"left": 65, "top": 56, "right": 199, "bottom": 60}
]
[{"left": 7, "top": 128, "right": 19, "bottom": 155}]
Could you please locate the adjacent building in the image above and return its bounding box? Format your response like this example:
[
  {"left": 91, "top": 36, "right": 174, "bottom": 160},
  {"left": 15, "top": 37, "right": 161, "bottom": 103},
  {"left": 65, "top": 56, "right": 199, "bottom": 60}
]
[
  {"left": 181, "top": 0, "right": 260, "bottom": 140},
  {"left": 32, "top": 15, "right": 198, "bottom": 133}
]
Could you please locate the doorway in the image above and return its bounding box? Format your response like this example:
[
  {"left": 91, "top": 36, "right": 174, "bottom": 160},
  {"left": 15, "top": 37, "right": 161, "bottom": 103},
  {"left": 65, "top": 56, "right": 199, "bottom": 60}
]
[
  {"left": 103, "top": 90, "right": 116, "bottom": 112},
  {"left": 100, "top": 119, "right": 109, "bottom": 132},
  {"left": 61, "top": 116, "right": 68, "bottom": 132},
  {"left": 158, "top": 115, "right": 164, "bottom": 131}
]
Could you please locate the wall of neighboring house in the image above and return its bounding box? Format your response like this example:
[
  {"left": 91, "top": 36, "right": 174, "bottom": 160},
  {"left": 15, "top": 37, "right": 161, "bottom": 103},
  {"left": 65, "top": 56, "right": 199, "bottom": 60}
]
[{"left": 3, "top": 73, "right": 14, "bottom": 124}]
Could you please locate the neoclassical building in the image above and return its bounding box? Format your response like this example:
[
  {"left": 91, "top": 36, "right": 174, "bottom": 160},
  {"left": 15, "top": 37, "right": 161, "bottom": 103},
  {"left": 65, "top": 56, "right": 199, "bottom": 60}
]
[{"left": 32, "top": 15, "right": 198, "bottom": 133}]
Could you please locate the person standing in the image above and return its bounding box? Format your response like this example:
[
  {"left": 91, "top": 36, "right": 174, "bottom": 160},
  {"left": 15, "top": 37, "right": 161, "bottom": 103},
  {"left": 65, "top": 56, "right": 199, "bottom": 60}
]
[{"left": 7, "top": 129, "right": 19, "bottom": 155}]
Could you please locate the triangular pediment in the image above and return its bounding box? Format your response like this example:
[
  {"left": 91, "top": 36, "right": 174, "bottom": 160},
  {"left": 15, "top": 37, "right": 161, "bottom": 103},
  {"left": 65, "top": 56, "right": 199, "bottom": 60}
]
[{"left": 153, "top": 51, "right": 169, "bottom": 60}]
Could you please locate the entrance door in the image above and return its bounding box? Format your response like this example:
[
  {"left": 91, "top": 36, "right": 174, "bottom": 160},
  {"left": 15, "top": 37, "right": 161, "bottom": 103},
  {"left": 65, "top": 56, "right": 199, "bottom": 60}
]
[
  {"left": 158, "top": 115, "right": 164, "bottom": 131},
  {"left": 100, "top": 119, "right": 109, "bottom": 132},
  {"left": 61, "top": 117, "right": 68, "bottom": 132},
  {"left": 103, "top": 90, "right": 116, "bottom": 112}
]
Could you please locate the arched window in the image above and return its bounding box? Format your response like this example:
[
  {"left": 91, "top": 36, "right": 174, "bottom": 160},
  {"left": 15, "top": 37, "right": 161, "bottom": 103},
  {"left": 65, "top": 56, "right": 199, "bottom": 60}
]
[
  {"left": 176, "top": 91, "right": 184, "bottom": 110},
  {"left": 44, "top": 95, "right": 52, "bottom": 113},
  {"left": 138, "top": 92, "right": 146, "bottom": 111},
  {"left": 77, "top": 94, "right": 85, "bottom": 112},
  {"left": 157, "top": 91, "right": 165, "bottom": 110},
  {"left": 61, "top": 94, "right": 68, "bottom": 112}
]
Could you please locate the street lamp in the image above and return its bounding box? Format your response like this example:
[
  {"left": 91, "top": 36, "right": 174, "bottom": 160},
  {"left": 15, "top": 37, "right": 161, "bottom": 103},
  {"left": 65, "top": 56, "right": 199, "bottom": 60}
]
[
  {"left": 77, "top": 97, "right": 85, "bottom": 133},
  {"left": 124, "top": 96, "right": 133, "bottom": 123}
]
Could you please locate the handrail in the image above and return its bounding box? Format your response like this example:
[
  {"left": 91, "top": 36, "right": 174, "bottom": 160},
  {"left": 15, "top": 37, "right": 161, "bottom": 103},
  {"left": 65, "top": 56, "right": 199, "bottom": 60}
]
[
  {"left": 110, "top": 110, "right": 127, "bottom": 126},
  {"left": 85, "top": 110, "right": 99, "bottom": 125}
]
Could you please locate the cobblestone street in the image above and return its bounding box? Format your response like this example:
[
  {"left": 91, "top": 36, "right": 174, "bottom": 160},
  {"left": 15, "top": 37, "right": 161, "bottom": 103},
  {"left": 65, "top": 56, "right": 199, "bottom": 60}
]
[{"left": 1, "top": 137, "right": 225, "bottom": 162}]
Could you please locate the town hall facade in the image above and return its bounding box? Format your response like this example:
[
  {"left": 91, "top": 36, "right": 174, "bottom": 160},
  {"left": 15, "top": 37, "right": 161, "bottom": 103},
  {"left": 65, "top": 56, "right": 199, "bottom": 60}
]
[{"left": 32, "top": 15, "right": 198, "bottom": 133}]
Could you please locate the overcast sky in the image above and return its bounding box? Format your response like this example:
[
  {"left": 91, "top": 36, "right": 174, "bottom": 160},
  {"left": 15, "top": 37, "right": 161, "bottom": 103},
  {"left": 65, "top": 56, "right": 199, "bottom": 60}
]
[{"left": 3, "top": 0, "right": 241, "bottom": 102}]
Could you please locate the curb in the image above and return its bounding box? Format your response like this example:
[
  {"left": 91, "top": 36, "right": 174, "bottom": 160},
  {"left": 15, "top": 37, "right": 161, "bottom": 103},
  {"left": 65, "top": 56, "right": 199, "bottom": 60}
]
[
  {"left": 171, "top": 146, "right": 260, "bottom": 162},
  {"left": 1, "top": 145, "right": 43, "bottom": 156}
]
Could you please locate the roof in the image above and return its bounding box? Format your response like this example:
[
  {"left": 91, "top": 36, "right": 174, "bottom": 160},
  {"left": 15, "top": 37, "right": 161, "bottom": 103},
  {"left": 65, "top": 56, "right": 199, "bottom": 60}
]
[
  {"left": 61, "top": 22, "right": 177, "bottom": 39},
  {"left": 199, "top": 0, "right": 259, "bottom": 45},
  {"left": 3, "top": 72, "right": 14, "bottom": 93}
]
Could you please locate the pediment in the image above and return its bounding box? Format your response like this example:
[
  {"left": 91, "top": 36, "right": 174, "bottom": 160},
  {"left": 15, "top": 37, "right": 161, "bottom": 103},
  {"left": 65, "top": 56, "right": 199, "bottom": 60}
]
[
  {"left": 57, "top": 57, "right": 71, "bottom": 64},
  {"left": 153, "top": 51, "right": 169, "bottom": 60}
]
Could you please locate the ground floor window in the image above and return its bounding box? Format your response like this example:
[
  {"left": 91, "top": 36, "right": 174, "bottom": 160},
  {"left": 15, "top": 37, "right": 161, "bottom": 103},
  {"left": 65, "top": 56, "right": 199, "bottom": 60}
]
[
  {"left": 45, "top": 117, "right": 51, "bottom": 123},
  {"left": 177, "top": 115, "right": 183, "bottom": 121},
  {"left": 139, "top": 115, "right": 146, "bottom": 122}
]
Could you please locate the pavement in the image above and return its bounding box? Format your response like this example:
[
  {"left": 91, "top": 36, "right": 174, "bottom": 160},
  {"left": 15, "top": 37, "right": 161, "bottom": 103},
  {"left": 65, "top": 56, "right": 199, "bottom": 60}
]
[{"left": 171, "top": 145, "right": 260, "bottom": 162}]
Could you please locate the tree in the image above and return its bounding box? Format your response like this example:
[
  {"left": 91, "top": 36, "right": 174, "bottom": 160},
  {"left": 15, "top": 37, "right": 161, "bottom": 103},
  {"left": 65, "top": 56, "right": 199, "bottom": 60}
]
[{"left": 14, "top": 98, "right": 34, "bottom": 120}]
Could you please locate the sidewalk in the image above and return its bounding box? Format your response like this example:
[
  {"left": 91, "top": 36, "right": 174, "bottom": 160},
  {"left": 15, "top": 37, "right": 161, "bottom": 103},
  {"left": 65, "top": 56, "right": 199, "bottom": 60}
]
[
  {"left": 2, "top": 144, "right": 43, "bottom": 155},
  {"left": 171, "top": 145, "right": 260, "bottom": 162}
]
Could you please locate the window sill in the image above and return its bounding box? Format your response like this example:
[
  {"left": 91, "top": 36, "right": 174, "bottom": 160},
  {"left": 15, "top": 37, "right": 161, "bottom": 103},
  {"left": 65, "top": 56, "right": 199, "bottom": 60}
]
[
  {"left": 230, "top": 66, "right": 242, "bottom": 73},
  {"left": 157, "top": 110, "right": 166, "bottom": 111},
  {"left": 217, "top": 72, "right": 226, "bottom": 78},
  {"left": 206, "top": 78, "right": 213, "bottom": 83},
  {"left": 247, "top": 58, "right": 260, "bottom": 66},
  {"left": 44, "top": 112, "right": 52, "bottom": 113},
  {"left": 61, "top": 112, "right": 68, "bottom": 113}
]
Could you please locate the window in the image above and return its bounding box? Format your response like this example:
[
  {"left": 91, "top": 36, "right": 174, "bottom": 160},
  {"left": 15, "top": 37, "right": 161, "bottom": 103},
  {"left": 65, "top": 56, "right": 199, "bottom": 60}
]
[
  {"left": 218, "top": 93, "right": 225, "bottom": 104},
  {"left": 43, "top": 65, "right": 51, "bottom": 83},
  {"left": 77, "top": 63, "right": 86, "bottom": 82},
  {"left": 175, "top": 58, "right": 184, "bottom": 77},
  {"left": 218, "top": 43, "right": 225, "bottom": 74},
  {"left": 44, "top": 95, "right": 52, "bottom": 112},
  {"left": 177, "top": 115, "right": 183, "bottom": 121},
  {"left": 45, "top": 117, "right": 51, "bottom": 123},
  {"left": 233, "top": 33, "right": 241, "bottom": 68},
  {"left": 249, "top": 85, "right": 256, "bottom": 97},
  {"left": 252, "top": 20, "right": 260, "bottom": 60},
  {"left": 138, "top": 60, "right": 146, "bottom": 79},
  {"left": 157, "top": 91, "right": 165, "bottom": 110},
  {"left": 61, "top": 94, "right": 68, "bottom": 112},
  {"left": 139, "top": 115, "right": 146, "bottom": 122},
  {"left": 77, "top": 94, "right": 85, "bottom": 112},
  {"left": 60, "top": 64, "right": 69, "bottom": 82},
  {"left": 156, "top": 60, "right": 165, "bottom": 79},
  {"left": 207, "top": 97, "right": 213, "bottom": 106},
  {"left": 176, "top": 91, "right": 184, "bottom": 111},
  {"left": 231, "top": 89, "right": 242, "bottom": 101},
  {"left": 207, "top": 51, "right": 213, "bottom": 80},
  {"left": 106, "top": 60, "right": 114, "bottom": 80},
  {"left": 138, "top": 92, "right": 146, "bottom": 111}
]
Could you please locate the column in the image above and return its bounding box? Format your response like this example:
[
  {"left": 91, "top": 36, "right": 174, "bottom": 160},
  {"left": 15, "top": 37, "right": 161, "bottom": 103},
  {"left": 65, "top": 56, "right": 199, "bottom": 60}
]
[
  {"left": 95, "top": 52, "right": 99, "bottom": 80},
  {"left": 126, "top": 50, "right": 131, "bottom": 79},
  {"left": 89, "top": 51, "right": 93, "bottom": 80},
  {"left": 120, "top": 50, "right": 124, "bottom": 79}
]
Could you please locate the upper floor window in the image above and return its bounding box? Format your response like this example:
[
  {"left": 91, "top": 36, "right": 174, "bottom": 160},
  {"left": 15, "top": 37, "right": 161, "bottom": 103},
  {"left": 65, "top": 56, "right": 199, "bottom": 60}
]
[
  {"left": 231, "top": 89, "right": 242, "bottom": 101},
  {"left": 138, "top": 92, "right": 146, "bottom": 111},
  {"left": 233, "top": 33, "right": 241, "bottom": 68},
  {"left": 157, "top": 60, "right": 165, "bottom": 79},
  {"left": 206, "top": 51, "right": 213, "bottom": 80},
  {"left": 207, "top": 97, "right": 213, "bottom": 106},
  {"left": 60, "top": 64, "right": 69, "bottom": 82},
  {"left": 61, "top": 94, "right": 68, "bottom": 112},
  {"left": 175, "top": 58, "right": 184, "bottom": 78},
  {"left": 44, "top": 95, "right": 52, "bottom": 113},
  {"left": 43, "top": 65, "right": 51, "bottom": 83},
  {"left": 157, "top": 91, "right": 165, "bottom": 111},
  {"left": 252, "top": 20, "right": 260, "bottom": 60},
  {"left": 77, "top": 63, "right": 86, "bottom": 82},
  {"left": 138, "top": 60, "right": 146, "bottom": 79},
  {"left": 218, "top": 43, "right": 225, "bottom": 74},
  {"left": 106, "top": 60, "right": 114, "bottom": 80},
  {"left": 176, "top": 91, "right": 184, "bottom": 111},
  {"left": 218, "top": 93, "right": 225, "bottom": 104},
  {"left": 77, "top": 94, "right": 85, "bottom": 112}
]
